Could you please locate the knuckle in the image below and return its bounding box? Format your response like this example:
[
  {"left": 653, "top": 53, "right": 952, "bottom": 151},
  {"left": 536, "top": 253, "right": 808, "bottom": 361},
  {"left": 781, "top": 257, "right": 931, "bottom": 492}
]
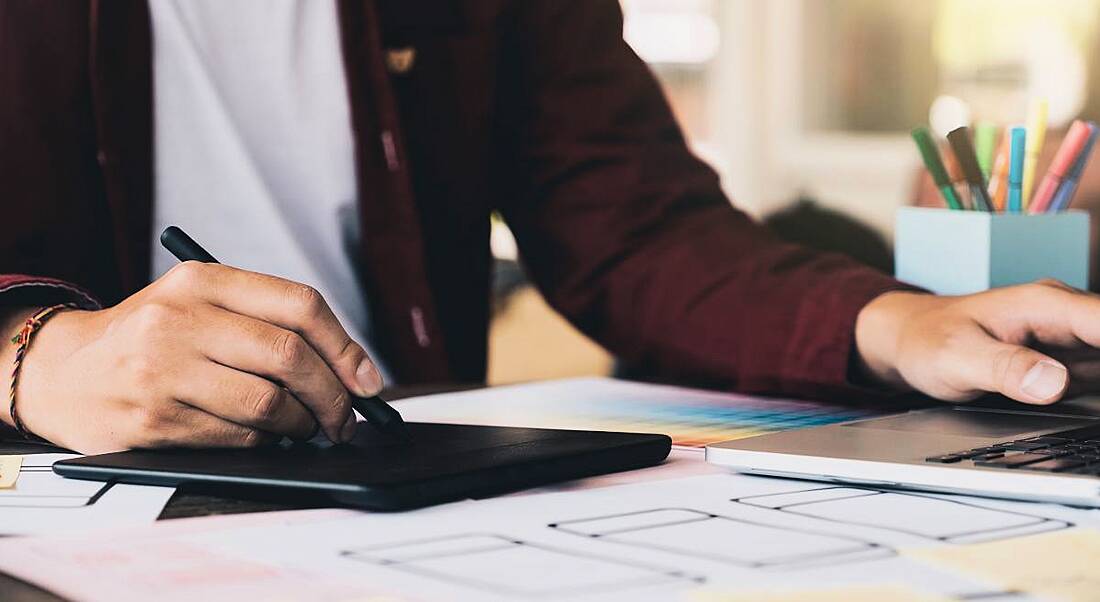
[
  {"left": 271, "top": 331, "right": 308, "bottom": 371},
  {"left": 164, "top": 261, "right": 207, "bottom": 289},
  {"left": 1036, "top": 277, "right": 1067, "bottom": 288},
  {"left": 328, "top": 389, "right": 350, "bottom": 416},
  {"left": 249, "top": 383, "right": 283, "bottom": 423},
  {"left": 239, "top": 428, "right": 266, "bottom": 448},
  {"left": 1029, "top": 279, "right": 1073, "bottom": 297},
  {"left": 334, "top": 336, "right": 367, "bottom": 367},
  {"left": 131, "top": 302, "right": 177, "bottom": 333},
  {"left": 993, "top": 347, "right": 1030, "bottom": 391},
  {"left": 290, "top": 283, "right": 326, "bottom": 318}
]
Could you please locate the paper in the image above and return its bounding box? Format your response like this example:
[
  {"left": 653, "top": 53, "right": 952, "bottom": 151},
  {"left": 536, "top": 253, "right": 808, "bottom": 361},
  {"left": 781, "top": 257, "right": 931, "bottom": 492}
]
[
  {"left": 0, "top": 454, "right": 22, "bottom": 488},
  {"left": 908, "top": 529, "right": 1100, "bottom": 602},
  {"left": 395, "top": 377, "right": 886, "bottom": 447},
  {"left": 0, "top": 453, "right": 175, "bottom": 536},
  {"left": 3, "top": 469, "right": 1091, "bottom": 601}
]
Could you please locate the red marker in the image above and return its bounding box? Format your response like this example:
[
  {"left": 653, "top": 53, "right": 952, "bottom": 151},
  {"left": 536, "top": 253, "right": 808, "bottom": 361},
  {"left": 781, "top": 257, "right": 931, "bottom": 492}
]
[{"left": 1029, "top": 120, "right": 1092, "bottom": 214}]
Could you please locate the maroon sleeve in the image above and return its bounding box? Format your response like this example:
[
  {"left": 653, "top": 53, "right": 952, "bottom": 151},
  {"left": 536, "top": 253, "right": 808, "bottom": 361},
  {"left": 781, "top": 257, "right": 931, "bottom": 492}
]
[
  {"left": 494, "top": 0, "right": 918, "bottom": 400},
  {"left": 0, "top": 275, "right": 100, "bottom": 311}
]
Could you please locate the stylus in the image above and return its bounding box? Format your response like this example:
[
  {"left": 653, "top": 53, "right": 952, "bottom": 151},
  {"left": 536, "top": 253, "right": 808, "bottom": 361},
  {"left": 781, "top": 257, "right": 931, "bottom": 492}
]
[{"left": 159, "top": 225, "right": 413, "bottom": 443}]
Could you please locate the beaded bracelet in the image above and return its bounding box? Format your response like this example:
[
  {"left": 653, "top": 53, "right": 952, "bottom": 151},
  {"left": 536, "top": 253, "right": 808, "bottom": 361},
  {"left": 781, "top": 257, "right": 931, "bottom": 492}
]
[{"left": 8, "top": 304, "right": 75, "bottom": 439}]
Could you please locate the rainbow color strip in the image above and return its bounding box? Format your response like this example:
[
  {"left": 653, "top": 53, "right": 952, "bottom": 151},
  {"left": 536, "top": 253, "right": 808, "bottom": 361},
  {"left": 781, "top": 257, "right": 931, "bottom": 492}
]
[{"left": 396, "top": 378, "right": 888, "bottom": 448}]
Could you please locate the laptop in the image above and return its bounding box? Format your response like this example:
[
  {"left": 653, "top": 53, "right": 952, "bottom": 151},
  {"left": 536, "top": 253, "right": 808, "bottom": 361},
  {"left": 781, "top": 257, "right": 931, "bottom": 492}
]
[{"left": 706, "top": 405, "right": 1100, "bottom": 507}]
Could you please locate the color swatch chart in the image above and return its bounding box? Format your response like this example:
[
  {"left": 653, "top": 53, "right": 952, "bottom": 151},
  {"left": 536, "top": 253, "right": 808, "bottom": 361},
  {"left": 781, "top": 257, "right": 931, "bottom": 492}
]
[{"left": 394, "top": 377, "right": 889, "bottom": 448}]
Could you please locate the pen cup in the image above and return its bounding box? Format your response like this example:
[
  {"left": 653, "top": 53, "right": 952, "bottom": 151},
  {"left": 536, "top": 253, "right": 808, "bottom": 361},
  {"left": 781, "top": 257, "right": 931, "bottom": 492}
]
[{"left": 894, "top": 207, "right": 1090, "bottom": 295}]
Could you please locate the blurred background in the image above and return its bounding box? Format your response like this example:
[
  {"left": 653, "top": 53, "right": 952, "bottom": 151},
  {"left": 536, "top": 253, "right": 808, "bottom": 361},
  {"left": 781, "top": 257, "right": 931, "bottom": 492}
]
[{"left": 488, "top": 0, "right": 1100, "bottom": 384}]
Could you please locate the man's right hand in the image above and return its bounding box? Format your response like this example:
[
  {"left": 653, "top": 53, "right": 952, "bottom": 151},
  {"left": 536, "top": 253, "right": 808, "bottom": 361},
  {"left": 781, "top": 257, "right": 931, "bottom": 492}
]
[{"left": 0, "top": 262, "right": 383, "bottom": 454}]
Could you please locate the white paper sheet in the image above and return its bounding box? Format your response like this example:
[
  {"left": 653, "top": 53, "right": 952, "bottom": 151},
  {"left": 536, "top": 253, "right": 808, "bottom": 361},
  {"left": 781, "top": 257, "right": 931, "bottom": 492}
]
[
  {"left": 0, "top": 453, "right": 175, "bottom": 536},
  {"left": 4, "top": 468, "right": 1093, "bottom": 601}
]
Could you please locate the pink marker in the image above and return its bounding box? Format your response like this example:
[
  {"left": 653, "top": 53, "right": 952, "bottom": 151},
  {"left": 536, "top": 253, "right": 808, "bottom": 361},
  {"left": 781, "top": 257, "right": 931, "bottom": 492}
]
[{"left": 1029, "top": 120, "right": 1092, "bottom": 213}]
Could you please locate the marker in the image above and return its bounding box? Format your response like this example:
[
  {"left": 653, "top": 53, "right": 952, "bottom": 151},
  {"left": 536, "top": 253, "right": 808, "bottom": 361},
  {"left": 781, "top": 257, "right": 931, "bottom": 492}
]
[
  {"left": 1048, "top": 121, "right": 1099, "bottom": 212},
  {"left": 910, "top": 127, "right": 963, "bottom": 210},
  {"left": 941, "top": 140, "right": 972, "bottom": 209},
  {"left": 1021, "top": 98, "right": 1048, "bottom": 208},
  {"left": 987, "top": 133, "right": 1011, "bottom": 212},
  {"left": 1006, "top": 127, "right": 1027, "bottom": 213},
  {"left": 974, "top": 122, "right": 998, "bottom": 179},
  {"left": 947, "top": 126, "right": 993, "bottom": 211},
  {"left": 159, "top": 226, "right": 412, "bottom": 443},
  {"left": 1029, "top": 120, "right": 1091, "bottom": 214}
]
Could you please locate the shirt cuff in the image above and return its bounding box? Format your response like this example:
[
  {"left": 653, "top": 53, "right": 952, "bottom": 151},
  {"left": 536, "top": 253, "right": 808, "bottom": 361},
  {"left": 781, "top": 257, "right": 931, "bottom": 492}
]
[{"left": 0, "top": 276, "right": 101, "bottom": 310}]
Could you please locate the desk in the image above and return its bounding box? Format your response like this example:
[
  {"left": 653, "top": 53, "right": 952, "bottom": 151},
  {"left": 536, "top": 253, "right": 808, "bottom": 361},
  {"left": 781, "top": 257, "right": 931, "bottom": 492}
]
[{"left": 0, "top": 384, "right": 471, "bottom": 602}]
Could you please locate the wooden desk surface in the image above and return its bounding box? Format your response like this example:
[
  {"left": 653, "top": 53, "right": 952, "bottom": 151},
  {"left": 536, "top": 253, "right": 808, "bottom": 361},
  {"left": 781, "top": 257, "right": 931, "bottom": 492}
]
[{"left": 0, "top": 385, "right": 473, "bottom": 602}]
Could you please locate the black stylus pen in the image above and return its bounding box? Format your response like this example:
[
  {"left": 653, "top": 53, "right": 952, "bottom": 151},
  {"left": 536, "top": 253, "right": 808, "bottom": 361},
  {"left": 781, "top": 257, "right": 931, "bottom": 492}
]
[{"left": 160, "top": 225, "right": 412, "bottom": 443}]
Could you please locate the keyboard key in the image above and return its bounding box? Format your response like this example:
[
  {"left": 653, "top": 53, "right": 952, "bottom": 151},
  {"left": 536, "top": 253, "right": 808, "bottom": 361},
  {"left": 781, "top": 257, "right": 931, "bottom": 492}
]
[
  {"left": 1001, "top": 442, "right": 1052, "bottom": 451},
  {"left": 974, "top": 453, "right": 1049, "bottom": 468},
  {"left": 1020, "top": 457, "right": 1089, "bottom": 472},
  {"left": 965, "top": 447, "right": 1001, "bottom": 456},
  {"left": 1029, "top": 448, "right": 1072, "bottom": 457},
  {"left": 1024, "top": 436, "right": 1070, "bottom": 444},
  {"left": 925, "top": 454, "right": 964, "bottom": 463},
  {"left": 942, "top": 448, "right": 997, "bottom": 459},
  {"left": 1040, "top": 424, "right": 1100, "bottom": 442}
]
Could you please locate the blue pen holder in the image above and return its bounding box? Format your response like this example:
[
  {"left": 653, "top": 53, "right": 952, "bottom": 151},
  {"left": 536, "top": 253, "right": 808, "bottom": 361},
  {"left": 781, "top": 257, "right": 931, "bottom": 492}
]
[{"left": 895, "top": 207, "right": 1090, "bottom": 295}]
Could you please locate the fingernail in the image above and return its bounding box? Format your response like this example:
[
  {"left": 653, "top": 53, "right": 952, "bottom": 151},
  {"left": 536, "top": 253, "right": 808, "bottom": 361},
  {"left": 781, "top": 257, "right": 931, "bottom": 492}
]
[
  {"left": 1021, "top": 360, "right": 1067, "bottom": 403},
  {"left": 341, "top": 412, "right": 359, "bottom": 442},
  {"left": 356, "top": 359, "right": 383, "bottom": 396}
]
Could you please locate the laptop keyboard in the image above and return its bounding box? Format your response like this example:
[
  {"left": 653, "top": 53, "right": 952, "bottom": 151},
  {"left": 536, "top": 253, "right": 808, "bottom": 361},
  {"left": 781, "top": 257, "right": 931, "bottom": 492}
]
[{"left": 925, "top": 423, "right": 1100, "bottom": 475}]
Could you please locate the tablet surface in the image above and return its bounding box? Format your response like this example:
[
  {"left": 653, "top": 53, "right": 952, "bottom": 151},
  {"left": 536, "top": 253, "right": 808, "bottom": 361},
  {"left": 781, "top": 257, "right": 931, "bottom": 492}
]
[{"left": 53, "top": 423, "right": 671, "bottom": 510}]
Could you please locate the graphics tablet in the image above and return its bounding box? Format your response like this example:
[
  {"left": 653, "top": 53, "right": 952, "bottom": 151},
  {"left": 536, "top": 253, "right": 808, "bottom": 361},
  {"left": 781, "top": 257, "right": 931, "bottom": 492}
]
[{"left": 53, "top": 422, "right": 671, "bottom": 510}]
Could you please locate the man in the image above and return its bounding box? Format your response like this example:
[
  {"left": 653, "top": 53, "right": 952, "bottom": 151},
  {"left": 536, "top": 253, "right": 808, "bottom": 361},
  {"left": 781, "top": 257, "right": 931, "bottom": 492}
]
[{"left": 0, "top": 0, "right": 1094, "bottom": 454}]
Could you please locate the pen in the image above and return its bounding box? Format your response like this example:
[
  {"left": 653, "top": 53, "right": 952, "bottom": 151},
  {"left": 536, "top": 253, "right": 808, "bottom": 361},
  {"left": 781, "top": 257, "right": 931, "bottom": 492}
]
[
  {"left": 1006, "top": 127, "right": 1027, "bottom": 214},
  {"left": 910, "top": 127, "right": 963, "bottom": 210},
  {"left": 974, "top": 122, "right": 997, "bottom": 180},
  {"left": 159, "top": 225, "right": 412, "bottom": 443},
  {"left": 1022, "top": 99, "right": 1048, "bottom": 208},
  {"left": 947, "top": 126, "right": 993, "bottom": 211},
  {"left": 987, "top": 132, "right": 1011, "bottom": 212},
  {"left": 1048, "top": 121, "right": 1099, "bottom": 213},
  {"left": 1029, "top": 120, "right": 1091, "bottom": 214}
]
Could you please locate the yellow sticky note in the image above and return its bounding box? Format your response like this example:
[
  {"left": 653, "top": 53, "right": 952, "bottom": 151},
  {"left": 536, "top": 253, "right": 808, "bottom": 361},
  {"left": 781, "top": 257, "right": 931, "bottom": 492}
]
[
  {"left": 0, "top": 455, "right": 22, "bottom": 488},
  {"left": 689, "top": 585, "right": 955, "bottom": 602},
  {"left": 908, "top": 528, "right": 1100, "bottom": 602}
]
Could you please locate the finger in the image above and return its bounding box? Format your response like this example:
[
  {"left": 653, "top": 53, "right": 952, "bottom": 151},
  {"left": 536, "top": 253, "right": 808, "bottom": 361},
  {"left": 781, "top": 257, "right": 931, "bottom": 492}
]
[
  {"left": 160, "top": 262, "right": 383, "bottom": 397},
  {"left": 997, "top": 283, "right": 1100, "bottom": 348},
  {"left": 191, "top": 306, "right": 352, "bottom": 442},
  {"left": 132, "top": 403, "right": 279, "bottom": 449},
  {"left": 173, "top": 360, "right": 317, "bottom": 440},
  {"left": 949, "top": 339, "right": 1068, "bottom": 405}
]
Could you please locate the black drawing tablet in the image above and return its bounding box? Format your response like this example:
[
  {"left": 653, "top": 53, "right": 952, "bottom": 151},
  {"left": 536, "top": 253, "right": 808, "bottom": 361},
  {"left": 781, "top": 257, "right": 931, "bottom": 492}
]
[{"left": 53, "top": 423, "right": 672, "bottom": 510}]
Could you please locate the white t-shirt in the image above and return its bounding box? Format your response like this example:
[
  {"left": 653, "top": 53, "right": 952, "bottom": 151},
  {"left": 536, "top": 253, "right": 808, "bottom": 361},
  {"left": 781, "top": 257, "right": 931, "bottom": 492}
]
[{"left": 148, "top": 0, "right": 384, "bottom": 374}]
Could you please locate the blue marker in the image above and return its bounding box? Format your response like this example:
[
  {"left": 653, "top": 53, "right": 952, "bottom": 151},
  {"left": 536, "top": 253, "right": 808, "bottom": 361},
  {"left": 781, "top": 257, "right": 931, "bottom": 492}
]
[
  {"left": 1006, "top": 127, "right": 1027, "bottom": 214},
  {"left": 1048, "top": 121, "right": 1099, "bottom": 213}
]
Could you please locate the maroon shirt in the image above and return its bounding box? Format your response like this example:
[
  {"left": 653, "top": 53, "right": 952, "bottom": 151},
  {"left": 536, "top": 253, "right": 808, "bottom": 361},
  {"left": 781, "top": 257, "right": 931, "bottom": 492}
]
[{"left": 0, "top": 0, "right": 912, "bottom": 398}]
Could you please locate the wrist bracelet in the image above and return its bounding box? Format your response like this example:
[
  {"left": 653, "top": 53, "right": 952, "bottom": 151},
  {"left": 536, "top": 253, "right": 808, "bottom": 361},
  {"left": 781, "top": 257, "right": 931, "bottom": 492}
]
[{"left": 8, "top": 304, "right": 75, "bottom": 439}]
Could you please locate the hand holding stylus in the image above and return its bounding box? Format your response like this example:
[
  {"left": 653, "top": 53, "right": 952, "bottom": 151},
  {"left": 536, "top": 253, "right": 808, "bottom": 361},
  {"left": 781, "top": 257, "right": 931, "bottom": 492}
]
[{"left": 0, "top": 235, "right": 386, "bottom": 453}]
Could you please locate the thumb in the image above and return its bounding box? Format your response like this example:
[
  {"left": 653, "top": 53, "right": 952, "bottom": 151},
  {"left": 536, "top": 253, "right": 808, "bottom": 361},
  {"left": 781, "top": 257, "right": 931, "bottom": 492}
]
[{"left": 965, "top": 341, "right": 1068, "bottom": 405}]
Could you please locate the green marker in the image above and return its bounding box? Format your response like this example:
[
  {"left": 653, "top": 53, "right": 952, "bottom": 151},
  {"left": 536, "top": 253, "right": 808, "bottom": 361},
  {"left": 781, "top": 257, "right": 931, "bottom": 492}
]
[
  {"left": 911, "top": 127, "right": 963, "bottom": 210},
  {"left": 974, "top": 122, "right": 997, "bottom": 180}
]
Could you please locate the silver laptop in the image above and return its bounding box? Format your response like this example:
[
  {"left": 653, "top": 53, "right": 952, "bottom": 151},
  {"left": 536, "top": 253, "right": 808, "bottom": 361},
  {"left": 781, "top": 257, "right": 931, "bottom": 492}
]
[{"left": 706, "top": 405, "right": 1100, "bottom": 507}]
